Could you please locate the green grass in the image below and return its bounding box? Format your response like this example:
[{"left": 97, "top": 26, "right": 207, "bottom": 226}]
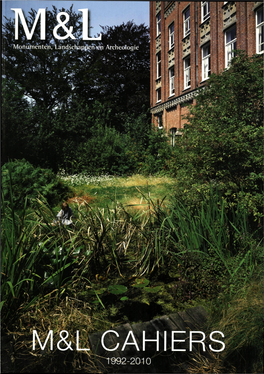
[{"left": 61, "top": 174, "right": 175, "bottom": 210}]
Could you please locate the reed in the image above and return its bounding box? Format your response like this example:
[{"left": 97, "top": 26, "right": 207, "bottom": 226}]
[
  {"left": 147, "top": 184, "right": 262, "bottom": 286},
  {"left": 1, "top": 169, "right": 44, "bottom": 323},
  {"left": 206, "top": 279, "right": 264, "bottom": 373}
]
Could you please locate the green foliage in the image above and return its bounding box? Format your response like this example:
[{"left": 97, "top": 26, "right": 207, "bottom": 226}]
[
  {"left": 149, "top": 185, "right": 262, "bottom": 278},
  {"left": 1, "top": 159, "right": 71, "bottom": 208},
  {"left": 75, "top": 21, "right": 150, "bottom": 132},
  {"left": 2, "top": 5, "right": 82, "bottom": 111},
  {"left": 108, "top": 285, "right": 127, "bottom": 295},
  {"left": 1, "top": 179, "right": 44, "bottom": 324},
  {"left": 132, "top": 278, "right": 150, "bottom": 288},
  {"left": 208, "top": 280, "right": 263, "bottom": 373},
  {"left": 50, "top": 102, "right": 170, "bottom": 176},
  {"left": 2, "top": 14, "right": 150, "bottom": 172},
  {"left": 81, "top": 124, "right": 132, "bottom": 175},
  {"left": 1, "top": 177, "right": 80, "bottom": 325},
  {"left": 2, "top": 172, "right": 263, "bottom": 374},
  {"left": 172, "top": 52, "right": 263, "bottom": 187},
  {"left": 168, "top": 52, "right": 263, "bottom": 227},
  {"left": 1, "top": 79, "right": 32, "bottom": 165},
  {"left": 140, "top": 127, "right": 172, "bottom": 175}
]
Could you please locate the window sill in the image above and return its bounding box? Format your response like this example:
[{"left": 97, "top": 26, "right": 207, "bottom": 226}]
[
  {"left": 182, "top": 33, "right": 190, "bottom": 42},
  {"left": 200, "top": 78, "right": 210, "bottom": 83},
  {"left": 168, "top": 94, "right": 175, "bottom": 98},
  {"left": 182, "top": 86, "right": 191, "bottom": 92},
  {"left": 200, "top": 17, "right": 210, "bottom": 27}
]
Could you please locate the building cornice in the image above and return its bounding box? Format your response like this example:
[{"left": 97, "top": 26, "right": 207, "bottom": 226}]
[{"left": 150, "top": 87, "right": 205, "bottom": 114}]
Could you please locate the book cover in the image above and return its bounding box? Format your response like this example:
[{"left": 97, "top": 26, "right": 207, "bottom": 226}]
[{"left": 1, "top": 1, "right": 263, "bottom": 373}]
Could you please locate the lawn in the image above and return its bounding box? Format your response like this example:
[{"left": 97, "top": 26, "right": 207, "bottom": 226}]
[{"left": 59, "top": 173, "right": 176, "bottom": 212}]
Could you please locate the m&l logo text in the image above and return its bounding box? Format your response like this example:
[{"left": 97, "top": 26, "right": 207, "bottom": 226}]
[{"left": 11, "top": 8, "right": 102, "bottom": 40}]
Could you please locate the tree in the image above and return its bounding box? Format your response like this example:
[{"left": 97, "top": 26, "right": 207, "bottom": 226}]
[
  {"left": 2, "top": 10, "right": 151, "bottom": 172},
  {"left": 2, "top": 5, "right": 84, "bottom": 111},
  {"left": 1, "top": 79, "right": 32, "bottom": 164},
  {"left": 174, "top": 51, "right": 263, "bottom": 189},
  {"left": 73, "top": 21, "right": 150, "bottom": 132},
  {"left": 2, "top": 6, "right": 87, "bottom": 167}
]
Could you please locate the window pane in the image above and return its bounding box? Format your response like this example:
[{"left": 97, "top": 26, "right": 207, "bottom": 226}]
[
  {"left": 203, "top": 44, "right": 210, "bottom": 57},
  {"left": 185, "top": 8, "right": 190, "bottom": 20},
  {"left": 185, "top": 21, "right": 189, "bottom": 34},
  {"left": 169, "top": 23, "right": 174, "bottom": 48},
  {"left": 157, "top": 52, "right": 161, "bottom": 78},
  {"left": 202, "top": 2, "right": 210, "bottom": 21},
  {"left": 260, "top": 25, "right": 264, "bottom": 50},
  {"left": 157, "top": 13, "right": 161, "bottom": 35},
  {"left": 157, "top": 89, "right": 161, "bottom": 101},
  {"left": 226, "top": 27, "right": 236, "bottom": 43},
  {"left": 257, "top": 8, "right": 263, "bottom": 25},
  {"left": 203, "top": 56, "right": 210, "bottom": 79}
]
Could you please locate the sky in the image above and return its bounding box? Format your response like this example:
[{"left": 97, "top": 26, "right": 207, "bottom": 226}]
[{"left": 2, "top": 0, "right": 150, "bottom": 37}]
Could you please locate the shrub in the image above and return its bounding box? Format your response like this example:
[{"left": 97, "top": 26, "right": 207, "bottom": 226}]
[
  {"left": 140, "top": 126, "right": 172, "bottom": 175},
  {"left": 177, "top": 51, "right": 263, "bottom": 184},
  {"left": 79, "top": 124, "right": 134, "bottom": 175},
  {"left": 167, "top": 52, "right": 263, "bottom": 226},
  {"left": 1, "top": 159, "right": 72, "bottom": 208}
]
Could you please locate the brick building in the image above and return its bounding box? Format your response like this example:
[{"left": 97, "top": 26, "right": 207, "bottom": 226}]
[{"left": 150, "top": 1, "right": 263, "bottom": 145}]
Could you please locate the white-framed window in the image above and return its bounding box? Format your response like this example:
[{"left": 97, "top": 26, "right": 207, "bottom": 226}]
[
  {"left": 183, "top": 7, "right": 190, "bottom": 37},
  {"left": 169, "top": 22, "right": 174, "bottom": 49},
  {"left": 156, "top": 13, "right": 161, "bottom": 36},
  {"left": 169, "top": 66, "right": 175, "bottom": 96},
  {"left": 170, "top": 128, "right": 177, "bottom": 147},
  {"left": 157, "top": 88, "right": 161, "bottom": 102},
  {"left": 225, "top": 25, "right": 236, "bottom": 67},
  {"left": 156, "top": 52, "right": 161, "bottom": 78},
  {"left": 256, "top": 7, "right": 264, "bottom": 54},
  {"left": 202, "top": 43, "right": 211, "bottom": 80},
  {"left": 201, "top": 2, "right": 210, "bottom": 22},
  {"left": 184, "top": 57, "right": 191, "bottom": 89},
  {"left": 157, "top": 113, "right": 163, "bottom": 128}
]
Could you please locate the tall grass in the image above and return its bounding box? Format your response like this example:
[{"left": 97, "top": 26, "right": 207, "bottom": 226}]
[
  {"left": 1, "top": 170, "right": 43, "bottom": 323},
  {"left": 204, "top": 279, "right": 264, "bottom": 373},
  {"left": 2, "top": 170, "right": 262, "bottom": 330},
  {"left": 146, "top": 185, "right": 262, "bottom": 285},
  {"left": 1, "top": 169, "right": 78, "bottom": 325}
]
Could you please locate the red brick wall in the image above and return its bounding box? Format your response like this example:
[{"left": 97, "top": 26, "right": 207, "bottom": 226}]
[
  {"left": 150, "top": 1, "right": 262, "bottom": 132},
  {"left": 150, "top": 2, "right": 155, "bottom": 110}
]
